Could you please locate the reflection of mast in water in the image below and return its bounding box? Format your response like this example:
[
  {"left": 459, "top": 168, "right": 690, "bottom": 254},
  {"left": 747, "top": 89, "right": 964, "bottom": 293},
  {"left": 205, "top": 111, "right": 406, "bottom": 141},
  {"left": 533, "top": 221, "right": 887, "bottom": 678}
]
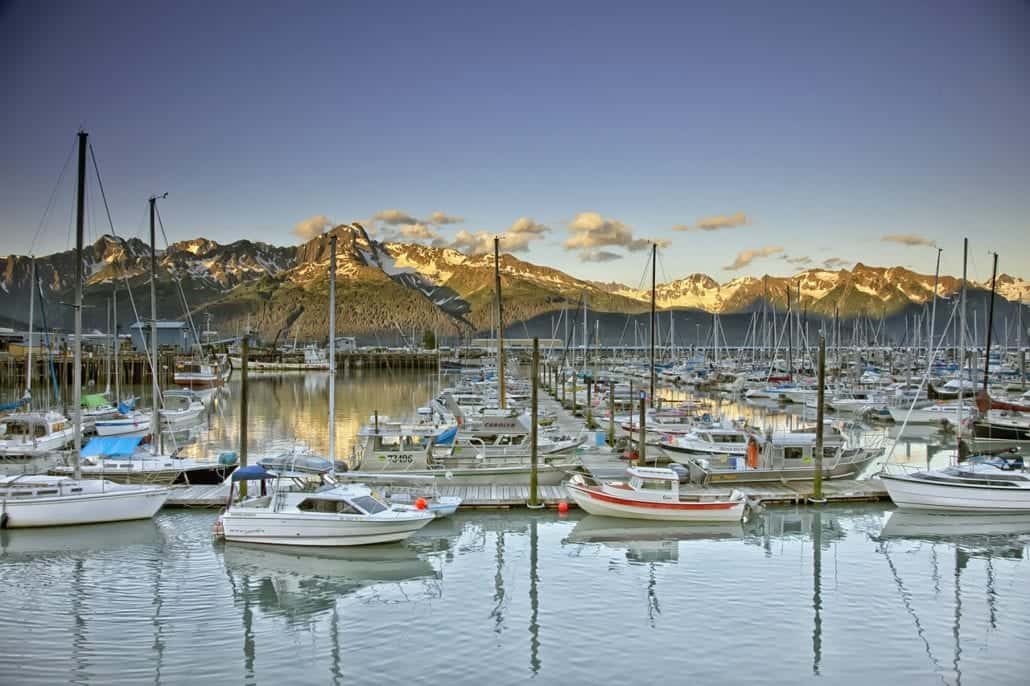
[
  {"left": 811, "top": 510, "right": 822, "bottom": 676},
  {"left": 152, "top": 539, "right": 166, "bottom": 684},
  {"left": 491, "top": 531, "right": 506, "bottom": 633},
  {"left": 646, "top": 563, "right": 661, "bottom": 627},
  {"left": 952, "top": 550, "right": 963, "bottom": 686},
  {"left": 330, "top": 604, "right": 342, "bottom": 685},
  {"left": 241, "top": 571, "right": 256, "bottom": 683},
  {"left": 528, "top": 519, "right": 540, "bottom": 676},
  {"left": 72, "top": 559, "right": 86, "bottom": 686}
]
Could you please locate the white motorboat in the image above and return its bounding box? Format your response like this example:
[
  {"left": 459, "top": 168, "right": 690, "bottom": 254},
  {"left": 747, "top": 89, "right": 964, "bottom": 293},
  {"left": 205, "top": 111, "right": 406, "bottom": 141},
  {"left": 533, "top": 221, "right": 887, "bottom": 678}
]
[
  {"left": 887, "top": 401, "right": 961, "bottom": 425},
  {"left": 880, "top": 461, "right": 1030, "bottom": 513},
  {"left": 218, "top": 460, "right": 435, "bottom": 546},
  {"left": 659, "top": 428, "right": 750, "bottom": 458},
  {"left": 0, "top": 412, "right": 75, "bottom": 459},
  {"left": 159, "top": 390, "right": 205, "bottom": 426},
  {"left": 95, "top": 409, "right": 154, "bottom": 436},
  {"left": 172, "top": 355, "right": 231, "bottom": 389},
  {"left": 565, "top": 467, "right": 746, "bottom": 522},
  {"left": 0, "top": 475, "right": 168, "bottom": 528}
]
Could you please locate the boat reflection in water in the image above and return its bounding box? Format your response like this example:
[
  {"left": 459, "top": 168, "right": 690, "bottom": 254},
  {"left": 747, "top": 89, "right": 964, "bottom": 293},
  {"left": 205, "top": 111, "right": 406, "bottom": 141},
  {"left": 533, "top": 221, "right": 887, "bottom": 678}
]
[
  {"left": 874, "top": 510, "right": 1030, "bottom": 686},
  {"left": 0, "top": 518, "right": 163, "bottom": 559},
  {"left": 219, "top": 542, "right": 440, "bottom": 621},
  {"left": 564, "top": 515, "right": 744, "bottom": 563}
]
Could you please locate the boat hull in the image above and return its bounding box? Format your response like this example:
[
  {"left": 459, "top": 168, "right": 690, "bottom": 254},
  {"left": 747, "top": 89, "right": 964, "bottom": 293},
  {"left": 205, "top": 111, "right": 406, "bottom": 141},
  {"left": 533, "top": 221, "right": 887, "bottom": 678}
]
[
  {"left": 0, "top": 487, "right": 169, "bottom": 528},
  {"left": 881, "top": 474, "right": 1030, "bottom": 513},
  {"left": 220, "top": 512, "right": 432, "bottom": 546},
  {"left": 566, "top": 483, "right": 744, "bottom": 522}
]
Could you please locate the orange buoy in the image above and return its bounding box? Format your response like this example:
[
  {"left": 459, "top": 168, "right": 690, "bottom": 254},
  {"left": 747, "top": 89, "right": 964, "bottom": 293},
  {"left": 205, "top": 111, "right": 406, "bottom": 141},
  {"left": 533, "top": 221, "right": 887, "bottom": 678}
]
[
  {"left": 415, "top": 498, "right": 428, "bottom": 510},
  {"left": 557, "top": 502, "right": 569, "bottom": 514}
]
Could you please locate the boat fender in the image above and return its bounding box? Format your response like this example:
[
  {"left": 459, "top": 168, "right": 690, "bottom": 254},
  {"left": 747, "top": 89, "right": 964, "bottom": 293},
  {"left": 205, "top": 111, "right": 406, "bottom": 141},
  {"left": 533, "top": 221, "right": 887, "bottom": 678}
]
[
  {"left": 0, "top": 512, "right": 8, "bottom": 529},
  {"left": 746, "top": 437, "right": 759, "bottom": 469},
  {"left": 702, "top": 413, "right": 712, "bottom": 424}
]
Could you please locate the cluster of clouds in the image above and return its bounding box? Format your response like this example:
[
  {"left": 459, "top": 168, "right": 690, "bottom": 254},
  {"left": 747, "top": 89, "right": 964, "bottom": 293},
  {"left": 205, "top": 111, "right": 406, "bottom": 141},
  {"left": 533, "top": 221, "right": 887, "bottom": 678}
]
[{"left": 293, "top": 208, "right": 941, "bottom": 280}]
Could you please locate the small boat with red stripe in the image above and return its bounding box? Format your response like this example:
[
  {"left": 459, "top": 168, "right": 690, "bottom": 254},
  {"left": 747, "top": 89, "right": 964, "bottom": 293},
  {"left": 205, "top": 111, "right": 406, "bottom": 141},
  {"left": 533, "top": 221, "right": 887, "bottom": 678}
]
[{"left": 565, "top": 467, "right": 746, "bottom": 522}]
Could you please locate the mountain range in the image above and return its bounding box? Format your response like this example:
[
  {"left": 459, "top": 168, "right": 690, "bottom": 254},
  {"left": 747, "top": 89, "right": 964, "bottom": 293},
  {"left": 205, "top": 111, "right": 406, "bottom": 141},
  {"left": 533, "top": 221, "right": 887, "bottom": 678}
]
[{"left": 1, "top": 224, "right": 1027, "bottom": 343}]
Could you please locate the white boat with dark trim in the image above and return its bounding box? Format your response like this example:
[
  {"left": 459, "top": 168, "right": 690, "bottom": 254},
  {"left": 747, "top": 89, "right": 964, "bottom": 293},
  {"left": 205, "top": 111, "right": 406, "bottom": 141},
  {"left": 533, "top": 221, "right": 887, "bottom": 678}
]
[
  {"left": 0, "top": 474, "right": 168, "bottom": 528},
  {"left": 565, "top": 467, "right": 746, "bottom": 522},
  {"left": 50, "top": 436, "right": 237, "bottom": 486},
  {"left": 218, "top": 459, "right": 434, "bottom": 546},
  {"left": 159, "top": 390, "right": 205, "bottom": 426},
  {"left": 880, "top": 461, "right": 1030, "bottom": 513}
]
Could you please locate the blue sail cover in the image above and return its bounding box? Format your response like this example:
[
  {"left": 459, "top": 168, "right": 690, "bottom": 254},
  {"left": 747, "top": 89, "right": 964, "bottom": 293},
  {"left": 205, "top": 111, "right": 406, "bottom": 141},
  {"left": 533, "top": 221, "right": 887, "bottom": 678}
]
[
  {"left": 232, "top": 465, "right": 272, "bottom": 481},
  {"left": 0, "top": 396, "right": 30, "bottom": 413},
  {"left": 81, "top": 436, "right": 144, "bottom": 459},
  {"left": 434, "top": 425, "right": 458, "bottom": 445}
]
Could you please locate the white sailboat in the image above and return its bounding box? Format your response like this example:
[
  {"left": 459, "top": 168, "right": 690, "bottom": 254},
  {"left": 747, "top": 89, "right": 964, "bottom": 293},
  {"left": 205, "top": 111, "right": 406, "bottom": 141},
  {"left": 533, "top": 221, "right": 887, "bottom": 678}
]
[{"left": 0, "top": 132, "right": 169, "bottom": 528}]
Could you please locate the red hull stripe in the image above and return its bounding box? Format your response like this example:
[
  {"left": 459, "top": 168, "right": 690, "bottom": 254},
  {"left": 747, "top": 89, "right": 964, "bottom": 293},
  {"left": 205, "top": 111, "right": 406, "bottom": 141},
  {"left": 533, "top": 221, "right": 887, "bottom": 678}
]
[{"left": 569, "top": 484, "right": 738, "bottom": 510}]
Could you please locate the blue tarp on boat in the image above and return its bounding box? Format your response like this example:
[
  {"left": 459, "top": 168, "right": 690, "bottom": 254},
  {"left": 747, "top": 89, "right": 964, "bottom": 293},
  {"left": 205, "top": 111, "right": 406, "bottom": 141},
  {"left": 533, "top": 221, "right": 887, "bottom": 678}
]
[
  {"left": 434, "top": 425, "right": 458, "bottom": 445},
  {"left": 81, "top": 435, "right": 144, "bottom": 459},
  {"left": 232, "top": 465, "right": 272, "bottom": 481}
]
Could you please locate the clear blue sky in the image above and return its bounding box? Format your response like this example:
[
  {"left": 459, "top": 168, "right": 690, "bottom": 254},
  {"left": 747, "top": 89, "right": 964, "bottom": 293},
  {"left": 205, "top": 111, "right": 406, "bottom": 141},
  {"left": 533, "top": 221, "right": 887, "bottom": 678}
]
[{"left": 1, "top": 0, "right": 1027, "bottom": 285}]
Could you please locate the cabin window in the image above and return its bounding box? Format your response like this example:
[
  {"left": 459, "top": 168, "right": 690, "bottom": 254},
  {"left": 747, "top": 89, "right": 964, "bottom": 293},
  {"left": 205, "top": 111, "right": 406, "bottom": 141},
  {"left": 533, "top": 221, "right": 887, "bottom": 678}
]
[
  {"left": 298, "top": 498, "right": 362, "bottom": 514},
  {"left": 639, "top": 480, "right": 669, "bottom": 491},
  {"left": 822, "top": 448, "right": 837, "bottom": 459},
  {"left": 379, "top": 436, "right": 402, "bottom": 449},
  {"left": 784, "top": 447, "right": 805, "bottom": 460},
  {"left": 351, "top": 495, "right": 388, "bottom": 514}
]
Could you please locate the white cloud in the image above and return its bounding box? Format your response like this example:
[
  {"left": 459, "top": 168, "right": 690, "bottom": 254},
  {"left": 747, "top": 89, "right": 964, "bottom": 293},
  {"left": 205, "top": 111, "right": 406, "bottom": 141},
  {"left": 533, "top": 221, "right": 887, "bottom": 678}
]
[
  {"left": 429, "top": 211, "right": 464, "bottom": 225},
  {"left": 449, "top": 230, "right": 495, "bottom": 256},
  {"left": 564, "top": 212, "right": 663, "bottom": 260},
  {"left": 882, "top": 233, "right": 937, "bottom": 247},
  {"left": 580, "top": 249, "right": 623, "bottom": 263},
  {"left": 724, "top": 245, "right": 784, "bottom": 270},
  {"left": 293, "top": 215, "right": 334, "bottom": 241},
  {"left": 374, "top": 209, "right": 420, "bottom": 226},
  {"left": 399, "top": 223, "right": 439, "bottom": 241},
  {"left": 673, "top": 211, "right": 751, "bottom": 232},
  {"left": 823, "top": 257, "right": 851, "bottom": 269}
]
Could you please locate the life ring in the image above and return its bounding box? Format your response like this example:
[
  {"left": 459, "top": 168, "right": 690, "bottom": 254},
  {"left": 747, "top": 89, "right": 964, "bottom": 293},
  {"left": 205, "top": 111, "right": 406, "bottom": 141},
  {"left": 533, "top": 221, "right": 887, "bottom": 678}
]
[{"left": 746, "top": 437, "right": 759, "bottom": 470}]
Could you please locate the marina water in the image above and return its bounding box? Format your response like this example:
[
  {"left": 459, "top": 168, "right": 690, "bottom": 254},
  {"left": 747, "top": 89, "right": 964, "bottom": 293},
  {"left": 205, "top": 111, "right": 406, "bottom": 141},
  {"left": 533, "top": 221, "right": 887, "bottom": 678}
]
[{"left": 1, "top": 370, "right": 1027, "bottom": 684}]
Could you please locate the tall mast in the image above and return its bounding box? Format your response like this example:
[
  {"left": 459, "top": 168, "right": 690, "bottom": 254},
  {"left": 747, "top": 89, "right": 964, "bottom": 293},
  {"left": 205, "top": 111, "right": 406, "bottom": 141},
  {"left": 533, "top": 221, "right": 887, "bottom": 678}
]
[
  {"left": 982, "top": 251, "right": 998, "bottom": 392},
  {"left": 957, "top": 238, "right": 967, "bottom": 441},
  {"left": 786, "top": 286, "right": 793, "bottom": 382},
  {"left": 494, "top": 237, "right": 506, "bottom": 409},
  {"left": 26, "top": 257, "right": 35, "bottom": 397},
  {"left": 149, "top": 193, "right": 164, "bottom": 455},
  {"left": 649, "top": 242, "right": 656, "bottom": 408},
  {"left": 72, "top": 131, "right": 87, "bottom": 480},
  {"left": 113, "top": 283, "right": 120, "bottom": 401},
  {"left": 328, "top": 233, "right": 337, "bottom": 465}
]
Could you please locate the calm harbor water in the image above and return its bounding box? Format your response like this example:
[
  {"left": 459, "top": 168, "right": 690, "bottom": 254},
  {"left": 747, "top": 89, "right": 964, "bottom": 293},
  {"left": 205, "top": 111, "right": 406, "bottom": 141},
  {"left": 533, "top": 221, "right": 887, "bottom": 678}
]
[
  {"left": 1, "top": 507, "right": 1028, "bottom": 685},
  {"left": 2, "top": 370, "right": 1025, "bottom": 684}
]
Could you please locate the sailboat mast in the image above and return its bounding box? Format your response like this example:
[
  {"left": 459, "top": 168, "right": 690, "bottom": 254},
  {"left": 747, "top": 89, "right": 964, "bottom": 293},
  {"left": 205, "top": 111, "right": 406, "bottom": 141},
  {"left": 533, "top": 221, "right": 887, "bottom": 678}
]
[
  {"left": 328, "top": 234, "right": 337, "bottom": 465},
  {"left": 494, "top": 237, "right": 506, "bottom": 409},
  {"left": 72, "top": 131, "right": 87, "bottom": 480},
  {"left": 982, "top": 252, "right": 998, "bottom": 391},
  {"left": 113, "top": 283, "right": 120, "bottom": 401},
  {"left": 649, "top": 242, "right": 656, "bottom": 408},
  {"left": 149, "top": 194, "right": 162, "bottom": 455},
  {"left": 26, "top": 257, "right": 35, "bottom": 396},
  {"left": 957, "top": 238, "right": 967, "bottom": 442}
]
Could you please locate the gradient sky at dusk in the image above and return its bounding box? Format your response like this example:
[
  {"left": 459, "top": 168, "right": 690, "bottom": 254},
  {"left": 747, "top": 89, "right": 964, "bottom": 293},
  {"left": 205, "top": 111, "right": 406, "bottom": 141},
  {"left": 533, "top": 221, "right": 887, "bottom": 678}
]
[{"left": 1, "top": 0, "right": 1027, "bottom": 285}]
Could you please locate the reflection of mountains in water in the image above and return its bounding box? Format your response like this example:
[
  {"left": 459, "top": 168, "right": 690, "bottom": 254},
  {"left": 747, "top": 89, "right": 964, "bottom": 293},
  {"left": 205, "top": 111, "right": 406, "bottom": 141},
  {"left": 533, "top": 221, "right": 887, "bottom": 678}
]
[
  {"left": 564, "top": 516, "right": 745, "bottom": 563},
  {"left": 878, "top": 511, "right": 1030, "bottom": 561},
  {"left": 0, "top": 518, "right": 162, "bottom": 559},
  {"left": 221, "top": 542, "right": 439, "bottom": 620}
]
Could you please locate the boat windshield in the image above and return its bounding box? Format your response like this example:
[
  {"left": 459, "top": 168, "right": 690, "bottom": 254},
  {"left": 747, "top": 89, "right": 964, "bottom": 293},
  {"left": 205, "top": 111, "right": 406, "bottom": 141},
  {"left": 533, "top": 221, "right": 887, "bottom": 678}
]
[{"left": 352, "top": 495, "right": 388, "bottom": 514}]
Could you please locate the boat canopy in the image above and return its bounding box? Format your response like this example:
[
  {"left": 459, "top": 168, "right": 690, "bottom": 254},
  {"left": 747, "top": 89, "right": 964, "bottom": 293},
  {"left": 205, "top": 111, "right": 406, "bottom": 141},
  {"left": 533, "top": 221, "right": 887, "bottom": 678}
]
[
  {"left": 435, "top": 425, "right": 458, "bottom": 445},
  {"left": 232, "top": 465, "right": 273, "bottom": 481},
  {"left": 81, "top": 435, "right": 144, "bottom": 458},
  {"left": 81, "top": 394, "right": 109, "bottom": 409}
]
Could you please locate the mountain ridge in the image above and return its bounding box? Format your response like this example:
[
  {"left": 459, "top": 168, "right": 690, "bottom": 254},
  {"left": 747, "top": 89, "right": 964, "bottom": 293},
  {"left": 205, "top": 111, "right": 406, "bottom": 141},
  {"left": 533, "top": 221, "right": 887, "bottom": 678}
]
[{"left": 1, "top": 225, "right": 1026, "bottom": 341}]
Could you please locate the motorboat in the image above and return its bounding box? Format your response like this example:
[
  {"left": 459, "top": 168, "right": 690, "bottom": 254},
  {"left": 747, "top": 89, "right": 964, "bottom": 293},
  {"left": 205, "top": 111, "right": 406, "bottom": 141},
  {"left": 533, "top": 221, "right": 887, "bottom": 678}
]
[
  {"left": 0, "top": 412, "right": 75, "bottom": 459},
  {"left": 217, "top": 459, "right": 435, "bottom": 546},
  {"left": 675, "top": 427, "right": 883, "bottom": 485},
  {"left": 172, "top": 355, "right": 231, "bottom": 389},
  {"left": 95, "top": 408, "right": 154, "bottom": 437},
  {"left": 336, "top": 472, "right": 462, "bottom": 517},
  {"left": 880, "top": 459, "right": 1030, "bottom": 513},
  {"left": 565, "top": 467, "right": 746, "bottom": 522},
  {"left": 354, "top": 425, "right": 581, "bottom": 485},
  {"left": 658, "top": 427, "right": 750, "bottom": 459},
  {"left": 159, "top": 390, "right": 206, "bottom": 426},
  {"left": 887, "top": 401, "right": 961, "bottom": 425},
  {"left": 0, "top": 474, "right": 168, "bottom": 528}
]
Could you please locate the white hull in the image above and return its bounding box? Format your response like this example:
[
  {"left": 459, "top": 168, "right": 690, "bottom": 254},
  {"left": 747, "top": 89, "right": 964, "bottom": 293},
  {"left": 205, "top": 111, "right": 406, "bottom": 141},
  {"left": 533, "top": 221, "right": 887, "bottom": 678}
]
[
  {"left": 887, "top": 406, "right": 956, "bottom": 424},
  {"left": 0, "top": 486, "right": 169, "bottom": 528},
  {"left": 95, "top": 415, "right": 152, "bottom": 436},
  {"left": 566, "top": 484, "right": 745, "bottom": 522},
  {"left": 0, "top": 429, "right": 75, "bottom": 457},
  {"left": 881, "top": 475, "right": 1030, "bottom": 513},
  {"left": 220, "top": 512, "right": 432, "bottom": 546}
]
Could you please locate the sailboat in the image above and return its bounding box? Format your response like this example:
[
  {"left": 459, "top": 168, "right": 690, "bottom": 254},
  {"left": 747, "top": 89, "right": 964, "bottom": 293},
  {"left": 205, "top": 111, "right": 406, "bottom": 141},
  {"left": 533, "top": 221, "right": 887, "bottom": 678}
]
[
  {"left": 0, "top": 132, "right": 169, "bottom": 528},
  {"left": 881, "top": 243, "right": 1030, "bottom": 513}
]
